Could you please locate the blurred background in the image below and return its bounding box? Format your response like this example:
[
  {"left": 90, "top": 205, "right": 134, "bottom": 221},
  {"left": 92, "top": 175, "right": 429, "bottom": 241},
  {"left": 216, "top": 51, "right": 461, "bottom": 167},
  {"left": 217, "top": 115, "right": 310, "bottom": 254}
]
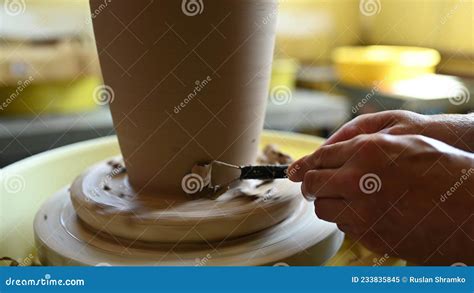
[{"left": 1, "top": 0, "right": 473, "bottom": 167}]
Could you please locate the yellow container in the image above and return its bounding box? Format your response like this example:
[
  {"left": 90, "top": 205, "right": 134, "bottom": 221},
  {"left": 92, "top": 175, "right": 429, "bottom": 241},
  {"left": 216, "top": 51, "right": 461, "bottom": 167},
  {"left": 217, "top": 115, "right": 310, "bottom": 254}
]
[
  {"left": 269, "top": 58, "right": 299, "bottom": 92},
  {"left": 0, "top": 76, "right": 100, "bottom": 116},
  {"left": 332, "top": 46, "right": 441, "bottom": 88}
]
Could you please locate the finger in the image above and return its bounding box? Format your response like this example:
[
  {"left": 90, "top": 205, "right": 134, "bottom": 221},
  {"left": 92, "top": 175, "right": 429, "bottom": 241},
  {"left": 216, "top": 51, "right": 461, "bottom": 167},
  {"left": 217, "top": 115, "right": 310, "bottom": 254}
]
[
  {"left": 287, "top": 156, "right": 310, "bottom": 182},
  {"left": 337, "top": 223, "right": 354, "bottom": 234},
  {"left": 314, "top": 198, "right": 349, "bottom": 223},
  {"left": 289, "top": 135, "right": 373, "bottom": 183},
  {"left": 315, "top": 198, "right": 369, "bottom": 228},
  {"left": 301, "top": 169, "right": 349, "bottom": 200},
  {"left": 324, "top": 112, "right": 395, "bottom": 146},
  {"left": 288, "top": 141, "right": 356, "bottom": 182}
]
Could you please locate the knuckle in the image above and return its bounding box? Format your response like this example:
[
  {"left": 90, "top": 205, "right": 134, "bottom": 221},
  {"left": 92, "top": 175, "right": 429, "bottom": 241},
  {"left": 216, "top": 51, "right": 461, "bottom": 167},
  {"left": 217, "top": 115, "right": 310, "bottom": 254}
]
[
  {"left": 351, "top": 115, "right": 366, "bottom": 125},
  {"left": 371, "top": 133, "right": 390, "bottom": 143},
  {"left": 356, "top": 137, "right": 378, "bottom": 153},
  {"left": 391, "top": 109, "right": 409, "bottom": 118},
  {"left": 352, "top": 134, "right": 370, "bottom": 146},
  {"left": 368, "top": 133, "right": 393, "bottom": 149},
  {"left": 386, "top": 126, "right": 405, "bottom": 135},
  {"left": 410, "top": 134, "right": 429, "bottom": 143},
  {"left": 407, "top": 135, "right": 436, "bottom": 151},
  {"left": 310, "top": 148, "right": 324, "bottom": 166},
  {"left": 355, "top": 113, "right": 375, "bottom": 123}
]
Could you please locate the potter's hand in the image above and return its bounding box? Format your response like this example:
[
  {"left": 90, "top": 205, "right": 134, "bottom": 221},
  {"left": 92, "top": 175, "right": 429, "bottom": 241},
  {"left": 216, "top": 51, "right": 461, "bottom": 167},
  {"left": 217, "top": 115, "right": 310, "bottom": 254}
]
[
  {"left": 324, "top": 110, "right": 474, "bottom": 152},
  {"left": 288, "top": 133, "right": 474, "bottom": 265}
]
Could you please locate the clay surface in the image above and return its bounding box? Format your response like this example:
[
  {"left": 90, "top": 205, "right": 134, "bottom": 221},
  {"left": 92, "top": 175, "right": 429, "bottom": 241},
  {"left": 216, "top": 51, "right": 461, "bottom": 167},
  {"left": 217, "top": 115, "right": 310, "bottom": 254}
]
[
  {"left": 69, "top": 157, "right": 302, "bottom": 243},
  {"left": 91, "top": 0, "right": 278, "bottom": 196}
]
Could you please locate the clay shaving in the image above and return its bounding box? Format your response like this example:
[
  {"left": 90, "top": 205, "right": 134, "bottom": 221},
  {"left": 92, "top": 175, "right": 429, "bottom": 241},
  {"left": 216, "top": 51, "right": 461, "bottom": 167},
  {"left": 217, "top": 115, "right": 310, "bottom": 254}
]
[
  {"left": 257, "top": 144, "right": 293, "bottom": 165},
  {"left": 0, "top": 256, "right": 40, "bottom": 266},
  {"left": 191, "top": 164, "right": 212, "bottom": 187},
  {"left": 0, "top": 257, "right": 19, "bottom": 266}
]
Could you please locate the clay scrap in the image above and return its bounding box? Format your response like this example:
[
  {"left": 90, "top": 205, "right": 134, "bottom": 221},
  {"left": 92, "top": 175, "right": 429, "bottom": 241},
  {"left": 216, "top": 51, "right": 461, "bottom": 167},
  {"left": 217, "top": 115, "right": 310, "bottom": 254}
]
[{"left": 257, "top": 144, "right": 293, "bottom": 165}]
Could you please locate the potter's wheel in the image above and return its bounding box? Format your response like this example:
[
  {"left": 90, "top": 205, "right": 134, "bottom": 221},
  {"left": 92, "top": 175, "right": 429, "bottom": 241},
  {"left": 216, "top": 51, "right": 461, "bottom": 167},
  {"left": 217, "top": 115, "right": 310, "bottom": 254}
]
[
  {"left": 35, "top": 186, "right": 340, "bottom": 266},
  {"left": 29, "top": 132, "right": 344, "bottom": 266}
]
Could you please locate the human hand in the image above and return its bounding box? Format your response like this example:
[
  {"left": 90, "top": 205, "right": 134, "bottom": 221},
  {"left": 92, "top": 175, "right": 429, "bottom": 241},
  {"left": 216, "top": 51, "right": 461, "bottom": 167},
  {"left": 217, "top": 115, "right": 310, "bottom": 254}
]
[
  {"left": 324, "top": 110, "right": 474, "bottom": 152},
  {"left": 289, "top": 133, "right": 474, "bottom": 265}
]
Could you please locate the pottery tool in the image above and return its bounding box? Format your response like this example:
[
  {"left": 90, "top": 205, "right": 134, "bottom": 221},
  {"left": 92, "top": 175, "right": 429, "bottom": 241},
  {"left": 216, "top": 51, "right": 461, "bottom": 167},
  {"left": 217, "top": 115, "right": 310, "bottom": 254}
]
[
  {"left": 212, "top": 160, "right": 289, "bottom": 180},
  {"left": 192, "top": 160, "right": 289, "bottom": 195}
]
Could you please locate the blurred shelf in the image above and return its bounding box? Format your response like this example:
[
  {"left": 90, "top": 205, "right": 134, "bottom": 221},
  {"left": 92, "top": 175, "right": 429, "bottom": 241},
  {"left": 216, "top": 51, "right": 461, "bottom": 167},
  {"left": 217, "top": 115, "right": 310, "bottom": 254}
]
[
  {"left": 265, "top": 89, "right": 349, "bottom": 131},
  {"left": 0, "top": 89, "right": 351, "bottom": 167},
  {"left": 0, "top": 108, "right": 114, "bottom": 167}
]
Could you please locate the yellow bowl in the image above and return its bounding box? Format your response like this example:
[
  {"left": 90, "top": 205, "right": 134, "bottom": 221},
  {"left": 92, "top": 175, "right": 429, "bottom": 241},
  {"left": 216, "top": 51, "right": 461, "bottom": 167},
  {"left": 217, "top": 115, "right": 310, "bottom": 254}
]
[{"left": 332, "top": 46, "right": 441, "bottom": 88}]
